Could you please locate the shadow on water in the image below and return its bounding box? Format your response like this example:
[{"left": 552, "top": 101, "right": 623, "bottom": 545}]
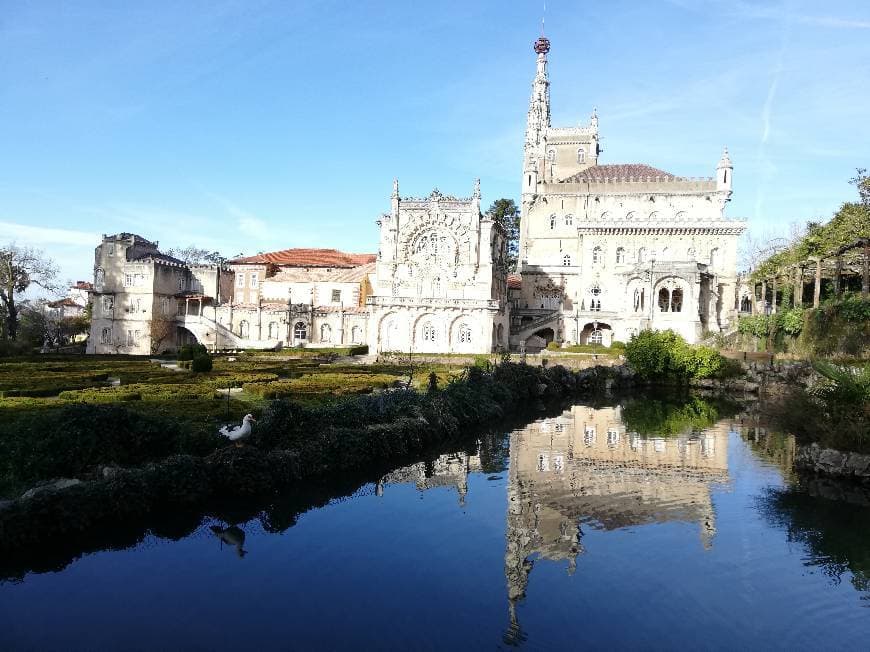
[{"left": 758, "top": 480, "right": 870, "bottom": 596}]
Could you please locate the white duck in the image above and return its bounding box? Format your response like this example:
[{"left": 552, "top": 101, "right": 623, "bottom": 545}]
[{"left": 219, "top": 413, "right": 256, "bottom": 445}]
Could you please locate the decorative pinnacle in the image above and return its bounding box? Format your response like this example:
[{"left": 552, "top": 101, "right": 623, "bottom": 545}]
[
  {"left": 718, "top": 146, "right": 732, "bottom": 168},
  {"left": 534, "top": 36, "right": 550, "bottom": 54}
]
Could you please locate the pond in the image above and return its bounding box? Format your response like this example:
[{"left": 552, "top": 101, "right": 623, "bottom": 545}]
[{"left": 2, "top": 396, "right": 870, "bottom": 650}]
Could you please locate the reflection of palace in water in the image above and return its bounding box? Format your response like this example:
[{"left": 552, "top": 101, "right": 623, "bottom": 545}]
[
  {"left": 376, "top": 448, "right": 483, "bottom": 506},
  {"left": 504, "top": 405, "right": 732, "bottom": 642}
]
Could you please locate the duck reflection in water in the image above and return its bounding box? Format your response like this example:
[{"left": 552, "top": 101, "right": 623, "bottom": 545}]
[{"left": 210, "top": 524, "right": 248, "bottom": 558}]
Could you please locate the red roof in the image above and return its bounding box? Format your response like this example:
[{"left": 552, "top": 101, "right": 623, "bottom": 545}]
[
  {"left": 71, "top": 281, "right": 94, "bottom": 291},
  {"left": 47, "top": 298, "right": 84, "bottom": 308},
  {"left": 230, "top": 248, "right": 377, "bottom": 268},
  {"left": 507, "top": 273, "right": 523, "bottom": 289},
  {"left": 561, "top": 164, "right": 675, "bottom": 183}
]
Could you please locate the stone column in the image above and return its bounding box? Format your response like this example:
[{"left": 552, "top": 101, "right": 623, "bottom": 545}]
[
  {"left": 771, "top": 277, "right": 778, "bottom": 314},
  {"left": 813, "top": 258, "right": 822, "bottom": 308},
  {"left": 760, "top": 280, "right": 767, "bottom": 314}
]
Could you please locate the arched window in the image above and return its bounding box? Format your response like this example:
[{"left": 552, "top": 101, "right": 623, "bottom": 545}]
[
  {"left": 351, "top": 325, "right": 362, "bottom": 343},
  {"left": 422, "top": 322, "right": 437, "bottom": 343},
  {"left": 592, "top": 246, "right": 603, "bottom": 265},
  {"left": 320, "top": 324, "right": 332, "bottom": 343},
  {"left": 431, "top": 276, "right": 442, "bottom": 296},
  {"left": 671, "top": 288, "right": 683, "bottom": 312},
  {"left": 661, "top": 247, "right": 670, "bottom": 261},
  {"left": 238, "top": 320, "right": 249, "bottom": 338},
  {"left": 95, "top": 268, "right": 105, "bottom": 289},
  {"left": 546, "top": 148, "right": 555, "bottom": 162},
  {"left": 562, "top": 254, "right": 572, "bottom": 266},
  {"left": 268, "top": 322, "right": 279, "bottom": 339},
  {"left": 687, "top": 247, "right": 696, "bottom": 260},
  {"left": 458, "top": 324, "right": 472, "bottom": 344},
  {"left": 577, "top": 147, "right": 586, "bottom": 163},
  {"left": 294, "top": 321, "right": 307, "bottom": 341},
  {"left": 658, "top": 288, "right": 670, "bottom": 312},
  {"left": 497, "top": 323, "right": 504, "bottom": 344},
  {"left": 564, "top": 214, "right": 573, "bottom": 226},
  {"left": 625, "top": 211, "right": 636, "bottom": 221},
  {"left": 740, "top": 296, "right": 752, "bottom": 313},
  {"left": 637, "top": 247, "right": 647, "bottom": 263},
  {"left": 549, "top": 214, "right": 556, "bottom": 229},
  {"left": 616, "top": 247, "right": 625, "bottom": 264},
  {"left": 633, "top": 288, "right": 644, "bottom": 312}
]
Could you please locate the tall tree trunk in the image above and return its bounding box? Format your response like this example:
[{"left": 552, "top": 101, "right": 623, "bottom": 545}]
[
  {"left": 813, "top": 258, "right": 822, "bottom": 307},
  {"left": 834, "top": 256, "right": 843, "bottom": 296},
  {"left": 793, "top": 267, "right": 802, "bottom": 307},
  {"left": 863, "top": 244, "right": 869, "bottom": 299}
]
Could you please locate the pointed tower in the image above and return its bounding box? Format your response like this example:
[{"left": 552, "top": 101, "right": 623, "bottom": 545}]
[
  {"left": 522, "top": 36, "right": 551, "bottom": 201},
  {"left": 716, "top": 147, "right": 733, "bottom": 195}
]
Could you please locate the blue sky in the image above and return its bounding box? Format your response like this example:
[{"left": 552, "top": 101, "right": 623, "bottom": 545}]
[{"left": 1, "top": 0, "right": 868, "bottom": 287}]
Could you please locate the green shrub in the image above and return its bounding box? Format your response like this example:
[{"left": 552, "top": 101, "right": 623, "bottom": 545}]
[
  {"left": 625, "top": 329, "right": 726, "bottom": 380},
  {"left": 191, "top": 355, "right": 213, "bottom": 373},
  {"left": 178, "top": 344, "right": 208, "bottom": 361},
  {"left": 546, "top": 341, "right": 560, "bottom": 351},
  {"left": 609, "top": 340, "right": 626, "bottom": 351},
  {"left": 0, "top": 404, "right": 183, "bottom": 486}
]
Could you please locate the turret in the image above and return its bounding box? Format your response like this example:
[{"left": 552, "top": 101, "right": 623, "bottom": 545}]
[{"left": 716, "top": 146, "right": 733, "bottom": 196}]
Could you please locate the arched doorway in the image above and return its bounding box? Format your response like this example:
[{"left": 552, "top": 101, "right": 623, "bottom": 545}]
[
  {"left": 525, "top": 327, "right": 554, "bottom": 353},
  {"left": 579, "top": 322, "right": 612, "bottom": 346}
]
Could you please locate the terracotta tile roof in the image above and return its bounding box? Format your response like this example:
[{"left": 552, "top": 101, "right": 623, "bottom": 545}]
[
  {"left": 71, "top": 281, "right": 94, "bottom": 291},
  {"left": 266, "top": 262, "right": 375, "bottom": 284},
  {"left": 561, "top": 164, "right": 675, "bottom": 183},
  {"left": 507, "top": 273, "right": 523, "bottom": 289},
  {"left": 230, "top": 248, "right": 377, "bottom": 268},
  {"left": 47, "top": 298, "right": 85, "bottom": 308}
]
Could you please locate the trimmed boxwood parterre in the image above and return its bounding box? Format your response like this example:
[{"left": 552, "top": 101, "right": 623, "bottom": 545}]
[{"left": 0, "top": 361, "right": 622, "bottom": 559}]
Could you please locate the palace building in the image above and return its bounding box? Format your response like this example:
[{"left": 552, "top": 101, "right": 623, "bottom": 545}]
[
  {"left": 511, "top": 36, "right": 746, "bottom": 350},
  {"left": 86, "top": 35, "right": 742, "bottom": 355}
]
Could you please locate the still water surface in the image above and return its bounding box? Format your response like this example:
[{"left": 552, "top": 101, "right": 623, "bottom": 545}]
[{"left": 2, "top": 397, "right": 870, "bottom": 650}]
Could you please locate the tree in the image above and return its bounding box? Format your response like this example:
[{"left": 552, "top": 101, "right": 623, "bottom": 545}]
[
  {"left": 165, "top": 245, "right": 226, "bottom": 265},
  {"left": 0, "top": 244, "right": 59, "bottom": 341},
  {"left": 849, "top": 168, "right": 869, "bottom": 207},
  {"left": 487, "top": 199, "right": 521, "bottom": 271},
  {"left": 149, "top": 315, "right": 177, "bottom": 354}
]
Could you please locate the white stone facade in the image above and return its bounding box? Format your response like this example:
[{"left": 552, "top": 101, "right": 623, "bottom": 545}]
[
  {"left": 512, "top": 36, "right": 746, "bottom": 350},
  {"left": 366, "top": 181, "right": 510, "bottom": 354}
]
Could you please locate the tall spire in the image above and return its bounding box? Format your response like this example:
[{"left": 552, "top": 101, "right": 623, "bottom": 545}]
[{"left": 526, "top": 36, "right": 551, "bottom": 152}]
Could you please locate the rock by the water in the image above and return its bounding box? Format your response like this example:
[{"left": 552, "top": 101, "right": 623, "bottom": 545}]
[{"left": 20, "top": 478, "right": 82, "bottom": 500}]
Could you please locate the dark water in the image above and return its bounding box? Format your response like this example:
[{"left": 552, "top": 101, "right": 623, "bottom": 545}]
[{"left": 3, "top": 397, "right": 870, "bottom": 651}]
